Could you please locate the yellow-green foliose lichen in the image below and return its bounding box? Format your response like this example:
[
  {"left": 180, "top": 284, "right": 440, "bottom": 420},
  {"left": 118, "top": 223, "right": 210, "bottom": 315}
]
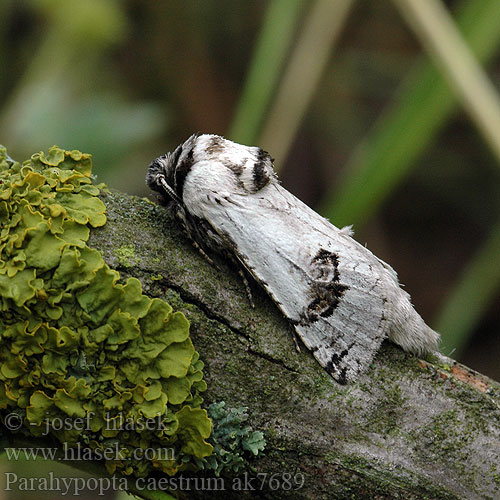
[{"left": 0, "top": 145, "right": 212, "bottom": 477}]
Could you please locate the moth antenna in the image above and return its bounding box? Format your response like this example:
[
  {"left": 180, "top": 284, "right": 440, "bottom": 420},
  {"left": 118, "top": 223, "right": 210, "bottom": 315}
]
[{"left": 158, "top": 175, "right": 183, "bottom": 205}]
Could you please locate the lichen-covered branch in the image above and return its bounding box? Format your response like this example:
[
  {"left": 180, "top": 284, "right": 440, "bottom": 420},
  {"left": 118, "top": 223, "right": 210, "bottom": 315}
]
[
  {"left": 0, "top": 143, "right": 498, "bottom": 499},
  {"left": 88, "top": 189, "right": 500, "bottom": 500}
]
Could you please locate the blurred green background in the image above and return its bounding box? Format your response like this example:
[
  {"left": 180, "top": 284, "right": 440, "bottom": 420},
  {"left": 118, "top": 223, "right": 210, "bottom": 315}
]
[{"left": 1, "top": 0, "right": 499, "bottom": 379}]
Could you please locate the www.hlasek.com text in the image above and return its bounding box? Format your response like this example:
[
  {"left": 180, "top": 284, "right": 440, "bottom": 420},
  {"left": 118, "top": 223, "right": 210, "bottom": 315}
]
[{"left": 4, "top": 443, "right": 174, "bottom": 462}]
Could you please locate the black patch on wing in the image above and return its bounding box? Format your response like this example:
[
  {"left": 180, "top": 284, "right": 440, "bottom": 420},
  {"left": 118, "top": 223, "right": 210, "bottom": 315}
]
[
  {"left": 325, "top": 347, "right": 353, "bottom": 384},
  {"left": 252, "top": 149, "right": 272, "bottom": 192},
  {"left": 227, "top": 162, "right": 247, "bottom": 192},
  {"left": 325, "top": 360, "right": 348, "bottom": 385},
  {"left": 228, "top": 162, "right": 244, "bottom": 176},
  {"left": 303, "top": 249, "right": 348, "bottom": 323}
]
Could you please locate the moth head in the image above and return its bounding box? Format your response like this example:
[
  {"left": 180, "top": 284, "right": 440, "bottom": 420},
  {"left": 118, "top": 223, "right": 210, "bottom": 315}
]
[
  {"left": 146, "top": 134, "right": 199, "bottom": 205},
  {"left": 146, "top": 134, "right": 277, "bottom": 205}
]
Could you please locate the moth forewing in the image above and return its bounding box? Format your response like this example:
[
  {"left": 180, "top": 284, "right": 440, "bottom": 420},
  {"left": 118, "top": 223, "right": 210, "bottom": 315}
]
[{"left": 183, "top": 182, "right": 391, "bottom": 382}]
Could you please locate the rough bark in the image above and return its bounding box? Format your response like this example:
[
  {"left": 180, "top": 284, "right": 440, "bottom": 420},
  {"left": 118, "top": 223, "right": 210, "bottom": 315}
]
[{"left": 85, "top": 189, "right": 499, "bottom": 500}]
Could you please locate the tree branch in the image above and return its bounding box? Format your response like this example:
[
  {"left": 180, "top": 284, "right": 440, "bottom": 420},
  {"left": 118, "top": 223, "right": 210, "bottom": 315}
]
[{"left": 74, "top": 189, "right": 499, "bottom": 498}]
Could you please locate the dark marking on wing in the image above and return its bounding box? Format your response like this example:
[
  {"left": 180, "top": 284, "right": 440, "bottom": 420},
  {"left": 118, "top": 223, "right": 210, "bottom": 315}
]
[
  {"left": 327, "top": 364, "right": 347, "bottom": 385},
  {"left": 229, "top": 162, "right": 244, "bottom": 176},
  {"left": 252, "top": 155, "right": 271, "bottom": 191},
  {"left": 331, "top": 349, "right": 348, "bottom": 362},
  {"left": 302, "top": 249, "right": 348, "bottom": 323},
  {"left": 206, "top": 136, "right": 246, "bottom": 179},
  {"left": 205, "top": 135, "right": 225, "bottom": 155},
  {"left": 325, "top": 349, "right": 349, "bottom": 384}
]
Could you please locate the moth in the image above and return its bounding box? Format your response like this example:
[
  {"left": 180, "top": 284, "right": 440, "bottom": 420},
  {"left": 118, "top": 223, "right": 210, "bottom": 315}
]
[{"left": 146, "top": 134, "right": 439, "bottom": 383}]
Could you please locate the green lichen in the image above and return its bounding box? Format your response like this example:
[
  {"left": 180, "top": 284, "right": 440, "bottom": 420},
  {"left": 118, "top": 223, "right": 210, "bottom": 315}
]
[
  {"left": 193, "top": 401, "right": 266, "bottom": 476},
  {"left": 0, "top": 145, "right": 212, "bottom": 477},
  {"left": 115, "top": 244, "right": 137, "bottom": 267}
]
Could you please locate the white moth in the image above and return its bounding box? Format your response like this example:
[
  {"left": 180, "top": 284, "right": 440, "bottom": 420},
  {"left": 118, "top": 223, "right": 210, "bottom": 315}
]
[{"left": 146, "top": 134, "right": 439, "bottom": 383}]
